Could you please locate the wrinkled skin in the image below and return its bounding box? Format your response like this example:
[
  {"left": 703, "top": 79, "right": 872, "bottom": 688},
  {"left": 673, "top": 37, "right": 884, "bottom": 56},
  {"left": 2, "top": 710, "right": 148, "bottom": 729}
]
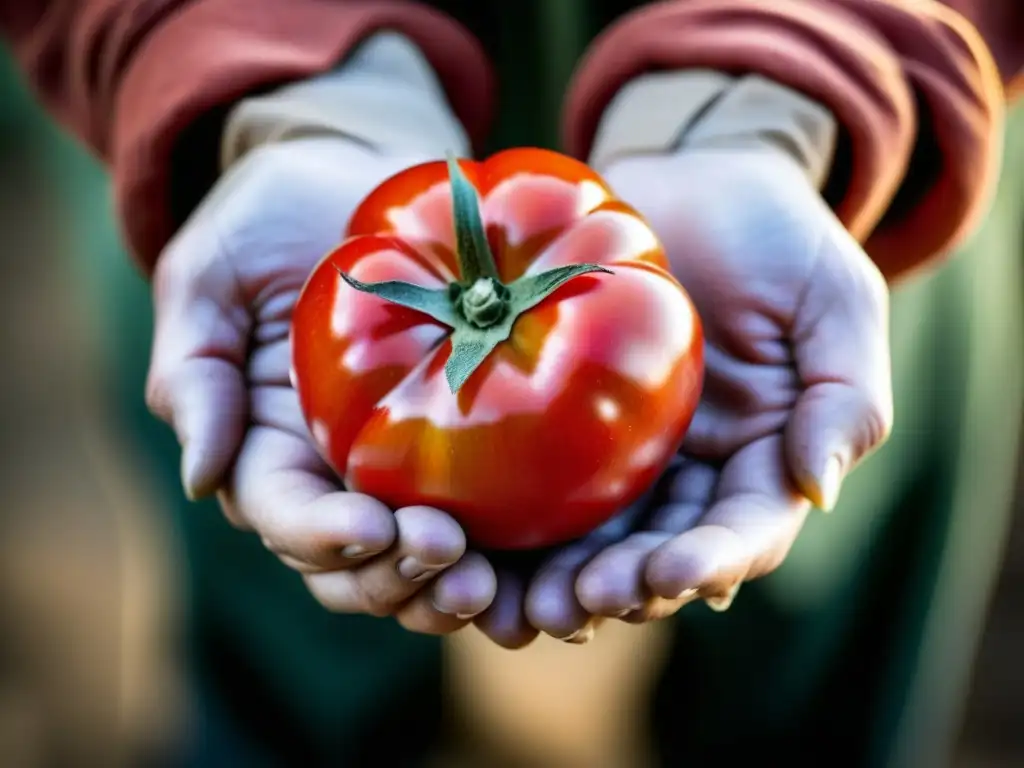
[
  {"left": 473, "top": 147, "right": 893, "bottom": 647},
  {"left": 147, "top": 139, "right": 499, "bottom": 633},
  {"left": 291, "top": 149, "right": 703, "bottom": 551},
  {"left": 146, "top": 137, "right": 891, "bottom": 645}
]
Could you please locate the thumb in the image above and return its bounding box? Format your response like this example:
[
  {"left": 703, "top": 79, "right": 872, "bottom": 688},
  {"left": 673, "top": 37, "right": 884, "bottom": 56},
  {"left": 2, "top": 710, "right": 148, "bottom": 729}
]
[
  {"left": 145, "top": 231, "right": 249, "bottom": 500},
  {"left": 786, "top": 229, "right": 893, "bottom": 511}
]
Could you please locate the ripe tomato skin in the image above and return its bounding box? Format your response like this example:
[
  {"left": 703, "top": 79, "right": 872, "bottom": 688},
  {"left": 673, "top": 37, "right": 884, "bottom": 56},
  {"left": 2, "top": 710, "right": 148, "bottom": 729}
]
[{"left": 291, "top": 148, "right": 703, "bottom": 550}]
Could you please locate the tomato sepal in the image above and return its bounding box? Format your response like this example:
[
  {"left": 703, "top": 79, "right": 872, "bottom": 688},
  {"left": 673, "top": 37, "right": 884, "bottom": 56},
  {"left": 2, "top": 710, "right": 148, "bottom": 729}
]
[
  {"left": 335, "top": 269, "right": 460, "bottom": 327},
  {"left": 335, "top": 152, "right": 614, "bottom": 393}
]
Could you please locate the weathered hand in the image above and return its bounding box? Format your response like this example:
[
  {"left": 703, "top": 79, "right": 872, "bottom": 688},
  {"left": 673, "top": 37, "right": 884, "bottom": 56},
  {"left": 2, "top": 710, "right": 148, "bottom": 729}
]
[
  {"left": 478, "top": 146, "right": 892, "bottom": 645},
  {"left": 145, "top": 137, "right": 496, "bottom": 632}
]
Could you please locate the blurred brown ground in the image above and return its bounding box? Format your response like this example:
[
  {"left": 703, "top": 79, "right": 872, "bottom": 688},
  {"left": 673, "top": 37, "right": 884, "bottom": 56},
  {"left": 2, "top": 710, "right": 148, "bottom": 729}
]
[{"left": 0, "top": 105, "right": 1021, "bottom": 768}]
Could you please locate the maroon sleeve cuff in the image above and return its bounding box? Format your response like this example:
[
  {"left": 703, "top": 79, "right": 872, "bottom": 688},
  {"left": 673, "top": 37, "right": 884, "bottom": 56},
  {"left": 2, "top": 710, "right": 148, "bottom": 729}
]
[
  {"left": 563, "top": 0, "right": 1004, "bottom": 281},
  {"left": 112, "top": 0, "right": 494, "bottom": 273}
]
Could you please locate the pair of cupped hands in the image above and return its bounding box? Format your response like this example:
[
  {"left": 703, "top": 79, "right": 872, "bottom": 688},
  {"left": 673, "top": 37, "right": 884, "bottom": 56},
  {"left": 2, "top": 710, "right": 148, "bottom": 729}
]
[{"left": 146, "top": 136, "right": 892, "bottom": 647}]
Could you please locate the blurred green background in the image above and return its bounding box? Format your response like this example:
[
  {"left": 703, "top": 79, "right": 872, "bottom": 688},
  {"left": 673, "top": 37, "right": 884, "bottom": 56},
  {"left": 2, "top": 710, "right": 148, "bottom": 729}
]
[{"left": 0, "top": 46, "right": 1021, "bottom": 767}]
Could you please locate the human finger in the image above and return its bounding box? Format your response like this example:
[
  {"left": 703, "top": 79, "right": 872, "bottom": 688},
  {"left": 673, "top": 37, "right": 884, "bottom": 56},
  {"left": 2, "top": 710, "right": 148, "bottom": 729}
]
[
  {"left": 306, "top": 506, "right": 466, "bottom": 614},
  {"left": 787, "top": 231, "right": 893, "bottom": 511},
  {"left": 147, "top": 227, "right": 249, "bottom": 499},
  {"left": 394, "top": 552, "right": 498, "bottom": 633},
  {"left": 645, "top": 436, "right": 811, "bottom": 610},
  {"left": 474, "top": 568, "right": 539, "bottom": 650},
  {"left": 224, "top": 427, "right": 396, "bottom": 570},
  {"left": 576, "top": 460, "right": 716, "bottom": 618}
]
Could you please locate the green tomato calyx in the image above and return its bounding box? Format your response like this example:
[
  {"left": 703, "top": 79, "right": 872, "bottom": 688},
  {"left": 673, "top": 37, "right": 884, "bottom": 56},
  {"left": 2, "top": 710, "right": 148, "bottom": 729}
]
[
  {"left": 458, "top": 277, "right": 510, "bottom": 329},
  {"left": 336, "top": 152, "right": 611, "bottom": 394}
]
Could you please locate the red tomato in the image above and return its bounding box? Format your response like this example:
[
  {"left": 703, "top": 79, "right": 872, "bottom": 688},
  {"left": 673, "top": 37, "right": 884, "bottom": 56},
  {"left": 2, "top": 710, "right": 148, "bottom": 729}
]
[{"left": 291, "top": 148, "right": 703, "bottom": 550}]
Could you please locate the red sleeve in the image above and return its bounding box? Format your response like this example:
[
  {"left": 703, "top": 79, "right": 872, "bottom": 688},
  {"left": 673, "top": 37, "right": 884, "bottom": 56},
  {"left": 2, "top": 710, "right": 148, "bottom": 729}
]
[
  {"left": 0, "top": 1, "right": 494, "bottom": 273},
  {"left": 944, "top": 0, "right": 1024, "bottom": 94},
  {"left": 563, "top": 0, "right": 1021, "bottom": 282}
]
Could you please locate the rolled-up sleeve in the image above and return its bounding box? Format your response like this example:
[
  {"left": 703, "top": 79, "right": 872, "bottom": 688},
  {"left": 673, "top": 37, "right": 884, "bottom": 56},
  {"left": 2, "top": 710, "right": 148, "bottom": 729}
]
[
  {"left": 563, "top": 0, "right": 1022, "bottom": 282},
  {"left": 1, "top": 0, "right": 494, "bottom": 272}
]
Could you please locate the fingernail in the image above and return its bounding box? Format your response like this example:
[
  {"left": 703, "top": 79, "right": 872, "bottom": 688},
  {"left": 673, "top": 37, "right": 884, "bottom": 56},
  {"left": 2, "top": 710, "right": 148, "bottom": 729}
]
[
  {"left": 705, "top": 582, "right": 741, "bottom": 612},
  {"left": 341, "top": 544, "right": 371, "bottom": 560},
  {"left": 612, "top": 602, "right": 644, "bottom": 618},
  {"left": 676, "top": 588, "right": 699, "bottom": 602},
  {"left": 816, "top": 456, "right": 843, "bottom": 512},
  {"left": 430, "top": 599, "right": 478, "bottom": 620},
  {"left": 180, "top": 449, "right": 197, "bottom": 501},
  {"left": 558, "top": 625, "right": 595, "bottom": 645},
  {"left": 181, "top": 446, "right": 222, "bottom": 501},
  {"left": 397, "top": 556, "right": 438, "bottom": 582}
]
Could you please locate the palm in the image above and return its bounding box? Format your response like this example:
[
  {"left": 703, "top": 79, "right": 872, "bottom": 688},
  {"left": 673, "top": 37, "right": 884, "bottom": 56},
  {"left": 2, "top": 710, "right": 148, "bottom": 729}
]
[
  {"left": 149, "top": 139, "right": 499, "bottom": 629},
  {"left": 475, "top": 148, "right": 891, "bottom": 645},
  {"left": 621, "top": 149, "right": 828, "bottom": 601},
  {"left": 153, "top": 141, "right": 419, "bottom": 526}
]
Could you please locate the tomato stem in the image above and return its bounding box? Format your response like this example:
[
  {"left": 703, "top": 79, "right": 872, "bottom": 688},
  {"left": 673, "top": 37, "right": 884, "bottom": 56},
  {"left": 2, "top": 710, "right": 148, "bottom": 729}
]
[
  {"left": 334, "top": 152, "right": 616, "bottom": 395},
  {"left": 446, "top": 153, "right": 501, "bottom": 284},
  {"left": 458, "top": 277, "right": 510, "bottom": 328}
]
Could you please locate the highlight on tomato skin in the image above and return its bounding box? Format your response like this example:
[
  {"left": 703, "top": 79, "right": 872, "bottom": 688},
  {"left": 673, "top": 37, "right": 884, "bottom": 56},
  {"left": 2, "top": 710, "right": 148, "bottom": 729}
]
[{"left": 290, "top": 147, "right": 704, "bottom": 551}]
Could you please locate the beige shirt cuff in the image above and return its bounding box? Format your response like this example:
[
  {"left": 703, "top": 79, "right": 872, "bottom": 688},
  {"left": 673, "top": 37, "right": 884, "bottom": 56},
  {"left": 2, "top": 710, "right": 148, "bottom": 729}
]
[
  {"left": 220, "top": 32, "right": 470, "bottom": 171},
  {"left": 588, "top": 70, "right": 838, "bottom": 190}
]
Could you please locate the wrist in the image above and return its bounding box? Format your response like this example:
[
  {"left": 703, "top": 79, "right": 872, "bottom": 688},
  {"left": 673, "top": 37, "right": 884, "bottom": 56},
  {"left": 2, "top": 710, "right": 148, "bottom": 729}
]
[
  {"left": 220, "top": 31, "right": 471, "bottom": 173},
  {"left": 589, "top": 70, "right": 838, "bottom": 191}
]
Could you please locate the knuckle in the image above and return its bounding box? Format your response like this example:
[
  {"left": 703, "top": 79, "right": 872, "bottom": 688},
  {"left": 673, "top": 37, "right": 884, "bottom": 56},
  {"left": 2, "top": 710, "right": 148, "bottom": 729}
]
[
  {"left": 863, "top": 395, "right": 894, "bottom": 448},
  {"left": 304, "top": 576, "right": 361, "bottom": 615},
  {"left": 143, "top": 369, "right": 171, "bottom": 422},
  {"left": 360, "top": 592, "right": 395, "bottom": 618},
  {"left": 846, "top": 384, "right": 894, "bottom": 452}
]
